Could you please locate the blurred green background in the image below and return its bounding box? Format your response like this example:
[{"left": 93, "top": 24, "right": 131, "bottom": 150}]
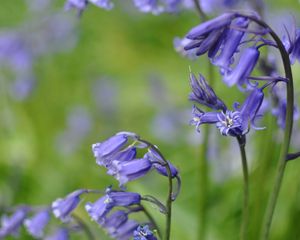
[{"left": 1, "top": 0, "right": 300, "bottom": 239}]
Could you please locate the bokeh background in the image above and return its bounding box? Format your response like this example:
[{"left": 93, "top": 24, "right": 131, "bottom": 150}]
[{"left": 1, "top": 0, "right": 300, "bottom": 239}]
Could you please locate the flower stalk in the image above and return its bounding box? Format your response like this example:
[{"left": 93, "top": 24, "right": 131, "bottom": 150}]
[
  {"left": 237, "top": 135, "right": 249, "bottom": 240},
  {"left": 238, "top": 14, "right": 294, "bottom": 240}
]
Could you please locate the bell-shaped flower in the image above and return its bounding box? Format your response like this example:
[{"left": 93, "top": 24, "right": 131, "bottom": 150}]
[
  {"left": 223, "top": 47, "right": 260, "bottom": 87},
  {"left": 110, "top": 219, "right": 140, "bottom": 240},
  {"left": 189, "top": 73, "right": 227, "bottom": 111},
  {"left": 85, "top": 188, "right": 141, "bottom": 223},
  {"left": 0, "top": 207, "right": 29, "bottom": 238},
  {"left": 134, "top": 225, "right": 157, "bottom": 240},
  {"left": 190, "top": 105, "right": 220, "bottom": 132},
  {"left": 52, "top": 189, "right": 87, "bottom": 222},
  {"left": 24, "top": 209, "right": 50, "bottom": 238},
  {"left": 92, "top": 132, "right": 135, "bottom": 167},
  {"left": 212, "top": 17, "right": 249, "bottom": 72},
  {"left": 101, "top": 210, "right": 129, "bottom": 234},
  {"left": 107, "top": 158, "right": 153, "bottom": 186},
  {"left": 64, "top": 0, "right": 113, "bottom": 16}
]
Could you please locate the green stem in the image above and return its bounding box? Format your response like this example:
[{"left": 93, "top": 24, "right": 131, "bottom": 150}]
[
  {"left": 193, "top": 0, "right": 207, "bottom": 21},
  {"left": 140, "top": 204, "right": 162, "bottom": 239},
  {"left": 237, "top": 136, "right": 249, "bottom": 240},
  {"left": 239, "top": 14, "right": 294, "bottom": 240},
  {"left": 72, "top": 214, "right": 95, "bottom": 240},
  {"left": 139, "top": 139, "right": 173, "bottom": 240}
]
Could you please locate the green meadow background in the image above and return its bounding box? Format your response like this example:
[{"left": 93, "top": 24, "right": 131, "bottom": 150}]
[{"left": 1, "top": 0, "right": 300, "bottom": 239}]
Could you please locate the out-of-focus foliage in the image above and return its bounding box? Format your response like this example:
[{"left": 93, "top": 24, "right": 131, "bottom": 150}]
[{"left": 1, "top": 0, "right": 300, "bottom": 239}]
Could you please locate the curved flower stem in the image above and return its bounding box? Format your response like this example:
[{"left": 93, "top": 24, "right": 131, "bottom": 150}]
[
  {"left": 138, "top": 139, "right": 173, "bottom": 240},
  {"left": 140, "top": 204, "right": 162, "bottom": 239},
  {"left": 239, "top": 14, "right": 294, "bottom": 240},
  {"left": 237, "top": 135, "right": 249, "bottom": 240},
  {"left": 72, "top": 213, "right": 95, "bottom": 240},
  {"left": 193, "top": 0, "right": 207, "bottom": 21}
]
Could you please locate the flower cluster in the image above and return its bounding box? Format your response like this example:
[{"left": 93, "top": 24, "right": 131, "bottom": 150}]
[
  {"left": 189, "top": 73, "right": 264, "bottom": 137},
  {"left": 0, "top": 132, "right": 178, "bottom": 239}
]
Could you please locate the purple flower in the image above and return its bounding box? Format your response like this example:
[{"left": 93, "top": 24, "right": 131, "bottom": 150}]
[
  {"left": 0, "top": 207, "right": 29, "bottom": 238},
  {"left": 190, "top": 105, "right": 220, "bottom": 131},
  {"left": 24, "top": 209, "right": 50, "bottom": 238},
  {"left": 189, "top": 73, "right": 227, "bottom": 111},
  {"left": 85, "top": 188, "right": 141, "bottom": 222},
  {"left": 110, "top": 219, "right": 139, "bottom": 240},
  {"left": 133, "top": 0, "right": 164, "bottom": 14},
  {"left": 45, "top": 228, "right": 69, "bottom": 240},
  {"left": 223, "top": 47, "right": 260, "bottom": 88},
  {"left": 52, "top": 189, "right": 87, "bottom": 222},
  {"left": 186, "top": 13, "right": 236, "bottom": 39},
  {"left": 92, "top": 133, "right": 132, "bottom": 166},
  {"left": 212, "top": 17, "right": 248, "bottom": 72},
  {"left": 134, "top": 225, "right": 157, "bottom": 240},
  {"left": 101, "top": 210, "right": 129, "bottom": 233},
  {"left": 108, "top": 158, "right": 153, "bottom": 186},
  {"left": 173, "top": 37, "right": 197, "bottom": 59},
  {"left": 216, "top": 110, "right": 243, "bottom": 136},
  {"left": 144, "top": 149, "right": 178, "bottom": 177},
  {"left": 64, "top": 0, "right": 113, "bottom": 16}
]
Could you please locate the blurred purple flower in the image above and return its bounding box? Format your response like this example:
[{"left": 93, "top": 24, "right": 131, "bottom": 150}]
[
  {"left": 65, "top": 0, "right": 113, "bottom": 16},
  {"left": 85, "top": 188, "right": 141, "bottom": 222},
  {"left": 56, "top": 106, "right": 92, "bottom": 156},
  {"left": 24, "top": 209, "right": 50, "bottom": 238},
  {"left": 45, "top": 228, "right": 69, "bottom": 240},
  {"left": 52, "top": 189, "right": 88, "bottom": 222},
  {"left": 134, "top": 225, "right": 157, "bottom": 240},
  {"left": 0, "top": 207, "right": 29, "bottom": 238}
]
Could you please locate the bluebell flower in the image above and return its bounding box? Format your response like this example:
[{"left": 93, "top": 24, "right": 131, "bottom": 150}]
[
  {"left": 173, "top": 37, "right": 197, "bottom": 59},
  {"left": 24, "top": 209, "right": 50, "bottom": 238},
  {"left": 134, "top": 225, "right": 157, "bottom": 240},
  {"left": 186, "top": 13, "right": 236, "bottom": 39},
  {"left": 64, "top": 0, "right": 113, "bottom": 16},
  {"left": 212, "top": 17, "right": 248, "bottom": 72},
  {"left": 144, "top": 149, "right": 178, "bottom": 177},
  {"left": 284, "top": 28, "right": 300, "bottom": 64},
  {"left": 52, "top": 189, "right": 88, "bottom": 222},
  {"left": 108, "top": 158, "right": 153, "bottom": 186},
  {"left": 223, "top": 47, "right": 260, "bottom": 88},
  {"left": 190, "top": 105, "right": 220, "bottom": 132},
  {"left": 133, "top": 0, "right": 164, "bottom": 14},
  {"left": 216, "top": 110, "right": 243, "bottom": 136},
  {"left": 85, "top": 188, "right": 141, "bottom": 222},
  {"left": 189, "top": 73, "right": 227, "bottom": 111},
  {"left": 110, "top": 219, "right": 140, "bottom": 240},
  {"left": 101, "top": 210, "right": 129, "bottom": 234},
  {"left": 271, "top": 85, "right": 299, "bottom": 129},
  {"left": 45, "top": 228, "right": 69, "bottom": 240},
  {"left": 0, "top": 207, "right": 29, "bottom": 238},
  {"left": 190, "top": 85, "right": 265, "bottom": 136},
  {"left": 92, "top": 132, "right": 135, "bottom": 167}
]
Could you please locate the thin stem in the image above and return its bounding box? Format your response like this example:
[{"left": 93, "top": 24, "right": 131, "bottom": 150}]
[
  {"left": 239, "top": 14, "right": 294, "bottom": 240},
  {"left": 138, "top": 139, "right": 173, "bottom": 240},
  {"left": 72, "top": 214, "right": 95, "bottom": 240},
  {"left": 193, "top": 0, "right": 207, "bottom": 21},
  {"left": 140, "top": 204, "right": 162, "bottom": 239},
  {"left": 237, "top": 136, "right": 249, "bottom": 240}
]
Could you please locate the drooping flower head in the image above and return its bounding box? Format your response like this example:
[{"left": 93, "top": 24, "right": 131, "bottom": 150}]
[
  {"left": 189, "top": 73, "right": 227, "bottom": 111},
  {"left": 24, "top": 209, "right": 51, "bottom": 238},
  {"left": 85, "top": 187, "right": 141, "bottom": 223},
  {"left": 133, "top": 225, "right": 157, "bottom": 240},
  {"left": 52, "top": 189, "right": 88, "bottom": 222},
  {"left": 0, "top": 207, "right": 29, "bottom": 238}
]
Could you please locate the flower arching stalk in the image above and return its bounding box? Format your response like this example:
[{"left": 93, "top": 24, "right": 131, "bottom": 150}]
[
  {"left": 237, "top": 135, "right": 249, "bottom": 240},
  {"left": 72, "top": 213, "right": 95, "bottom": 240},
  {"left": 238, "top": 13, "right": 294, "bottom": 240},
  {"left": 140, "top": 204, "right": 162, "bottom": 239},
  {"left": 138, "top": 139, "right": 174, "bottom": 240}
]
